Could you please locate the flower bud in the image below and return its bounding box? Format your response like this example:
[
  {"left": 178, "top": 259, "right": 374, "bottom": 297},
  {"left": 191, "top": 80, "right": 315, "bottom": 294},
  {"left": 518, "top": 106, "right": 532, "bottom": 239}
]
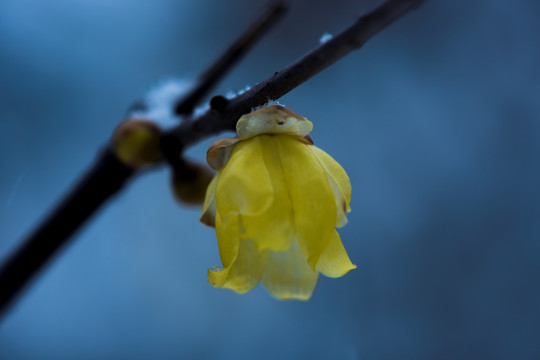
[
  {"left": 112, "top": 119, "right": 162, "bottom": 168},
  {"left": 171, "top": 160, "right": 215, "bottom": 206}
]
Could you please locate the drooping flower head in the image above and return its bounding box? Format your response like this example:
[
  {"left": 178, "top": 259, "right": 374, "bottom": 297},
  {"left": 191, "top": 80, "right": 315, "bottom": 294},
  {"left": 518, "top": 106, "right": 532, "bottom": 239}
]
[{"left": 201, "top": 105, "right": 355, "bottom": 300}]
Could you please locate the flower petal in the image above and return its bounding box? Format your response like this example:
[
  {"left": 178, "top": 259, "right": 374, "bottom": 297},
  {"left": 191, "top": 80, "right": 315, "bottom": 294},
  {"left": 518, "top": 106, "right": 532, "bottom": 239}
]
[
  {"left": 311, "top": 146, "right": 351, "bottom": 228},
  {"left": 206, "top": 137, "right": 241, "bottom": 171},
  {"left": 276, "top": 135, "right": 336, "bottom": 269},
  {"left": 215, "top": 137, "right": 273, "bottom": 217},
  {"left": 241, "top": 135, "right": 295, "bottom": 252},
  {"left": 208, "top": 236, "right": 269, "bottom": 294},
  {"left": 215, "top": 212, "right": 240, "bottom": 269},
  {"left": 200, "top": 173, "right": 220, "bottom": 227},
  {"left": 316, "top": 229, "right": 356, "bottom": 278},
  {"left": 261, "top": 240, "right": 319, "bottom": 300}
]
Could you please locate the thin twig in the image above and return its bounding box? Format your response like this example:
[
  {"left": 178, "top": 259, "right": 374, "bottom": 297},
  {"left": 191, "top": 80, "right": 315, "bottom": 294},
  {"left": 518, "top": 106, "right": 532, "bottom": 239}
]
[
  {"left": 174, "top": 1, "right": 287, "bottom": 115},
  {"left": 163, "top": 0, "right": 424, "bottom": 150}
]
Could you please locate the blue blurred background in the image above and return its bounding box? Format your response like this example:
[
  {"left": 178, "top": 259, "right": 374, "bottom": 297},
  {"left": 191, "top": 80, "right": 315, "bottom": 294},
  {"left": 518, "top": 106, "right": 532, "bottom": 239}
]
[{"left": 1, "top": 0, "right": 539, "bottom": 359}]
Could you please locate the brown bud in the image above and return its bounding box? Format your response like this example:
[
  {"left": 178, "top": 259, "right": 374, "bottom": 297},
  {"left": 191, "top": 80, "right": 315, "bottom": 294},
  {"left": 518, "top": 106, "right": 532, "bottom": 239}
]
[
  {"left": 112, "top": 119, "right": 162, "bottom": 168},
  {"left": 171, "top": 160, "right": 215, "bottom": 206}
]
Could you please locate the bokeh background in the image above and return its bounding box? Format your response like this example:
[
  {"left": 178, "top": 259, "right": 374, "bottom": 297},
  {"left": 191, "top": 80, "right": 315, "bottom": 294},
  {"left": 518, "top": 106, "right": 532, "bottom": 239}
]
[{"left": 1, "top": 0, "right": 539, "bottom": 359}]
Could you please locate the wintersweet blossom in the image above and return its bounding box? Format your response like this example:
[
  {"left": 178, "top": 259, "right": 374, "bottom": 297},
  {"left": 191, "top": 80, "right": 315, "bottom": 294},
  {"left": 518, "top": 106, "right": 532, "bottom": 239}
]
[{"left": 200, "top": 105, "right": 355, "bottom": 300}]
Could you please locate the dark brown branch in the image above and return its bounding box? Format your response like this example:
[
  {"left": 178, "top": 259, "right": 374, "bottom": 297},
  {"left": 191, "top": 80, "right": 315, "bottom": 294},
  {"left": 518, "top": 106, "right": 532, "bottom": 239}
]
[
  {"left": 164, "top": 0, "right": 424, "bottom": 149},
  {"left": 0, "top": 0, "right": 423, "bottom": 319},
  {"left": 0, "top": 148, "right": 133, "bottom": 317},
  {"left": 174, "top": 1, "right": 286, "bottom": 115}
]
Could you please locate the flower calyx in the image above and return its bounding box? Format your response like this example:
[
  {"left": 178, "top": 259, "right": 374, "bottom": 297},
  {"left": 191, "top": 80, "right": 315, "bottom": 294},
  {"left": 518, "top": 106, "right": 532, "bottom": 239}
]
[
  {"left": 236, "top": 105, "right": 313, "bottom": 140},
  {"left": 206, "top": 105, "right": 314, "bottom": 172}
]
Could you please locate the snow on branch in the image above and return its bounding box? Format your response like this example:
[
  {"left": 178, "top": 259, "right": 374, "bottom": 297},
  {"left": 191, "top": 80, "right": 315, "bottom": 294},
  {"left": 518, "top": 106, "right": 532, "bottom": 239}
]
[{"left": 163, "top": 0, "right": 424, "bottom": 152}]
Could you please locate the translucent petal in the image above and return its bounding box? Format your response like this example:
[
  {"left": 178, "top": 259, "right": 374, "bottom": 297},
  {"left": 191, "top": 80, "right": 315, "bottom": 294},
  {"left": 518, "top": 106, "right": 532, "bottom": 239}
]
[
  {"left": 311, "top": 146, "right": 352, "bottom": 228},
  {"left": 241, "top": 135, "right": 295, "bottom": 252},
  {"left": 200, "top": 173, "right": 219, "bottom": 227},
  {"left": 261, "top": 240, "right": 319, "bottom": 300},
  {"left": 310, "top": 147, "right": 351, "bottom": 205},
  {"left": 316, "top": 229, "right": 356, "bottom": 278},
  {"left": 276, "top": 135, "right": 336, "bottom": 269},
  {"left": 206, "top": 137, "right": 240, "bottom": 171},
  {"left": 215, "top": 212, "right": 240, "bottom": 269},
  {"left": 208, "top": 237, "right": 269, "bottom": 294},
  {"left": 215, "top": 137, "right": 273, "bottom": 217}
]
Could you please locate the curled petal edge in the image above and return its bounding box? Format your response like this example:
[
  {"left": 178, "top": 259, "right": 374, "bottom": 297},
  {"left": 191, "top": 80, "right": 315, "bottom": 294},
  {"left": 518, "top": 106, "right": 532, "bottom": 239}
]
[
  {"left": 200, "top": 173, "right": 220, "bottom": 227},
  {"left": 311, "top": 147, "right": 351, "bottom": 228},
  {"left": 206, "top": 137, "right": 241, "bottom": 171},
  {"left": 316, "top": 229, "right": 356, "bottom": 278},
  {"left": 208, "top": 237, "right": 269, "bottom": 294}
]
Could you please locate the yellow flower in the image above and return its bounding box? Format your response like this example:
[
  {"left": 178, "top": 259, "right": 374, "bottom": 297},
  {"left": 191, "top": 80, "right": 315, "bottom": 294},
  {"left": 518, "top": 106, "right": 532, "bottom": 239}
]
[{"left": 200, "top": 105, "right": 355, "bottom": 300}]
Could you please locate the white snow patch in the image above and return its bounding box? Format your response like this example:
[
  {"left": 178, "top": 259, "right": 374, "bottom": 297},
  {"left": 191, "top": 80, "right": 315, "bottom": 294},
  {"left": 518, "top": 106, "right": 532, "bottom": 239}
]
[
  {"left": 193, "top": 102, "right": 211, "bottom": 118},
  {"left": 319, "top": 32, "right": 333, "bottom": 44},
  {"left": 224, "top": 84, "right": 252, "bottom": 99},
  {"left": 251, "top": 99, "right": 285, "bottom": 112},
  {"left": 130, "top": 77, "right": 192, "bottom": 128}
]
